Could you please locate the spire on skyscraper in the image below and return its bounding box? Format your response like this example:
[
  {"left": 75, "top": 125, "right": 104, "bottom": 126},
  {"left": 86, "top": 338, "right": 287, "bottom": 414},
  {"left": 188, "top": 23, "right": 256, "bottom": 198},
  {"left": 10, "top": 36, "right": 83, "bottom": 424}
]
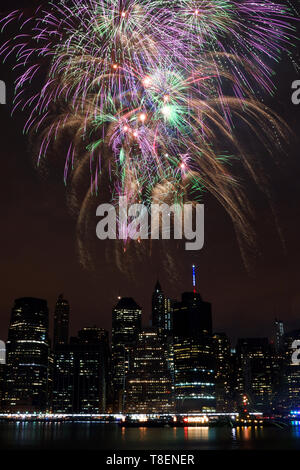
[{"left": 192, "top": 264, "right": 196, "bottom": 294}]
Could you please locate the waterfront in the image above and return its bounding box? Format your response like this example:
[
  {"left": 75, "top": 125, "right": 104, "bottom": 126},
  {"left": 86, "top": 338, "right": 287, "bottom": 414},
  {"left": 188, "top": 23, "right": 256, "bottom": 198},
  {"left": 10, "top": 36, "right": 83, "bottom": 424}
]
[{"left": 0, "top": 423, "right": 300, "bottom": 451}]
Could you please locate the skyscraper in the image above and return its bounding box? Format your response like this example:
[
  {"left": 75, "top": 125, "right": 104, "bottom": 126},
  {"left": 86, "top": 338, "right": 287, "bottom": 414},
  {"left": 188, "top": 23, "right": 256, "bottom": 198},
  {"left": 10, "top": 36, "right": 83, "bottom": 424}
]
[
  {"left": 213, "top": 333, "right": 232, "bottom": 412},
  {"left": 52, "top": 327, "right": 110, "bottom": 413},
  {"left": 53, "top": 294, "right": 70, "bottom": 349},
  {"left": 75, "top": 327, "right": 110, "bottom": 413},
  {"left": 235, "top": 338, "right": 273, "bottom": 412},
  {"left": 125, "top": 329, "right": 174, "bottom": 413},
  {"left": 274, "top": 319, "right": 285, "bottom": 352},
  {"left": 152, "top": 281, "right": 172, "bottom": 334},
  {"left": 5, "top": 298, "right": 49, "bottom": 412},
  {"left": 0, "top": 364, "right": 6, "bottom": 411},
  {"left": 0, "top": 340, "right": 5, "bottom": 365},
  {"left": 151, "top": 282, "right": 174, "bottom": 385},
  {"left": 173, "top": 292, "right": 212, "bottom": 337},
  {"left": 52, "top": 345, "right": 75, "bottom": 413},
  {"left": 280, "top": 329, "right": 300, "bottom": 412},
  {"left": 112, "top": 297, "right": 142, "bottom": 411},
  {"left": 173, "top": 292, "right": 215, "bottom": 413}
]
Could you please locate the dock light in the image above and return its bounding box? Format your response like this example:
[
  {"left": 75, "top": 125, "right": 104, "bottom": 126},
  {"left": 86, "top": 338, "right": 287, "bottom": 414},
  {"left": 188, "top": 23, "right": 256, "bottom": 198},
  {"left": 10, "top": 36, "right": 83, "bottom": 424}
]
[{"left": 137, "top": 414, "right": 148, "bottom": 422}]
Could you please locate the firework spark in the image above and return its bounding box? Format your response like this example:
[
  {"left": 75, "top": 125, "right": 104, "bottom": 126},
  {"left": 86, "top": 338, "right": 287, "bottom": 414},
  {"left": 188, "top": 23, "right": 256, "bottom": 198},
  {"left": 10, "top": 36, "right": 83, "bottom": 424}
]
[{"left": 0, "top": 0, "right": 298, "bottom": 271}]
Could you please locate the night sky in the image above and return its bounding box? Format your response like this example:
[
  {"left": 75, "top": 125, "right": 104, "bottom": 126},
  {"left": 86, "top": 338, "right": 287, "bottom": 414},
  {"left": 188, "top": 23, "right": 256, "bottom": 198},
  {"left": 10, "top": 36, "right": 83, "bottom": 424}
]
[{"left": 0, "top": 0, "right": 299, "bottom": 344}]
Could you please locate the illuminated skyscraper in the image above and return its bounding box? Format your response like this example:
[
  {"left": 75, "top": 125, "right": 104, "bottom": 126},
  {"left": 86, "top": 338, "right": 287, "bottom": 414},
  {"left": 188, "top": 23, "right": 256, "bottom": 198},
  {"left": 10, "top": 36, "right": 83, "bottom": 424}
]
[
  {"left": 152, "top": 281, "right": 172, "bottom": 334},
  {"left": 112, "top": 297, "right": 142, "bottom": 411},
  {"left": 152, "top": 282, "right": 174, "bottom": 384},
  {"left": 0, "top": 364, "right": 6, "bottom": 411},
  {"left": 173, "top": 292, "right": 215, "bottom": 413},
  {"left": 75, "top": 328, "right": 110, "bottom": 413},
  {"left": 125, "top": 329, "right": 174, "bottom": 413},
  {"left": 213, "top": 333, "right": 232, "bottom": 412},
  {"left": 274, "top": 319, "right": 285, "bottom": 352},
  {"left": 236, "top": 338, "right": 273, "bottom": 412},
  {"left": 53, "top": 294, "right": 70, "bottom": 349},
  {"left": 280, "top": 329, "right": 300, "bottom": 412},
  {"left": 0, "top": 341, "right": 5, "bottom": 365},
  {"left": 52, "top": 327, "right": 109, "bottom": 413},
  {"left": 52, "top": 345, "right": 75, "bottom": 413},
  {"left": 5, "top": 298, "right": 49, "bottom": 412},
  {"left": 0, "top": 341, "right": 5, "bottom": 408}
]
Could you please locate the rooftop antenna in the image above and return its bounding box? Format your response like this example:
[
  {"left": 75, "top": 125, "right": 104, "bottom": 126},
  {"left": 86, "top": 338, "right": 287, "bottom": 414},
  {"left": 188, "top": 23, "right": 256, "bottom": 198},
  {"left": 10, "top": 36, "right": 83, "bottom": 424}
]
[{"left": 192, "top": 264, "right": 196, "bottom": 294}]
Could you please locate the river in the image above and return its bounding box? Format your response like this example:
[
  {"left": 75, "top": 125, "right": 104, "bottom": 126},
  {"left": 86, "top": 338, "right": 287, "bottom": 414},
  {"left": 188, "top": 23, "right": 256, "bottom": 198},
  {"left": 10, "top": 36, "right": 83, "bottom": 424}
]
[{"left": 0, "top": 422, "right": 300, "bottom": 450}]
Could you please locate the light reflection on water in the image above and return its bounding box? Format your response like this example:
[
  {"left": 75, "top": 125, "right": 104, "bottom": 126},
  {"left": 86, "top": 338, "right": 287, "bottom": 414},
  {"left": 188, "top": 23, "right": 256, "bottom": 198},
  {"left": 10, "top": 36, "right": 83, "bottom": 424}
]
[
  {"left": 293, "top": 425, "right": 300, "bottom": 439},
  {"left": 1, "top": 422, "right": 300, "bottom": 450},
  {"left": 184, "top": 426, "right": 209, "bottom": 440}
]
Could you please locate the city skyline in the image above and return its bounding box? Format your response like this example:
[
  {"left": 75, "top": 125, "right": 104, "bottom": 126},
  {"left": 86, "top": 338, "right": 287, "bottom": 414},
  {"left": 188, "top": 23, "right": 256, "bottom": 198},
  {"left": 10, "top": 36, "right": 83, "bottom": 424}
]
[
  {"left": 1, "top": 282, "right": 299, "bottom": 416},
  {"left": 0, "top": 278, "right": 295, "bottom": 346},
  {"left": 1, "top": 284, "right": 295, "bottom": 358}
]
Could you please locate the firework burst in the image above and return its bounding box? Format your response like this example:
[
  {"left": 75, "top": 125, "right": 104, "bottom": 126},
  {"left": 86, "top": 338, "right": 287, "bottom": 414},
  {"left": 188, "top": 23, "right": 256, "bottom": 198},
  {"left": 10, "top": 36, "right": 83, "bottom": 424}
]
[{"left": 0, "top": 0, "right": 298, "bottom": 271}]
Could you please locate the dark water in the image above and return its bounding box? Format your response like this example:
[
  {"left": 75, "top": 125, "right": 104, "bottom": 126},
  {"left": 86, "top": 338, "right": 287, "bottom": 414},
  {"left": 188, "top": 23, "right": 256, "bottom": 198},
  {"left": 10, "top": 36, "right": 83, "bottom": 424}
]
[{"left": 0, "top": 423, "right": 300, "bottom": 450}]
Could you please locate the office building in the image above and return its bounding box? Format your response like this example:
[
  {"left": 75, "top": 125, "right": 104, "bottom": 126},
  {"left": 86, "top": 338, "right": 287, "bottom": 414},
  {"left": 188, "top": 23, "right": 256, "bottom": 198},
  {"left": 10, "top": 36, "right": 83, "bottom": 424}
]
[
  {"left": 152, "top": 281, "right": 172, "bottom": 335},
  {"left": 125, "top": 329, "right": 174, "bottom": 413},
  {"left": 4, "top": 298, "right": 49, "bottom": 412},
  {"left": 213, "top": 333, "right": 232, "bottom": 412},
  {"left": 0, "top": 364, "right": 6, "bottom": 411},
  {"left": 112, "top": 297, "right": 142, "bottom": 411},
  {"left": 173, "top": 292, "right": 212, "bottom": 337},
  {"left": 236, "top": 338, "right": 273, "bottom": 412},
  {"left": 52, "top": 327, "right": 109, "bottom": 413},
  {"left": 274, "top": 319, "right": 285, "bottom": 353},
  {"left": 53, "top": 294, "right": 70, "bottom": 349},
  {"left": 280, "top": 329, "right": 300, "bottom": 412},
  {"left": 173, "top": 292, "right": 215, "bottom": 413},
  {"left": 52, "top": 345, "right": 75, "bottom": 413}
]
